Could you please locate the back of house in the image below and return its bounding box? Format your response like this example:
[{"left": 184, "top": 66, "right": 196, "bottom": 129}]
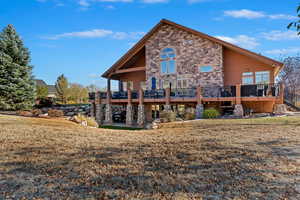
[{"left": 90, "top": 19, "right": 285, "bottom": 126}]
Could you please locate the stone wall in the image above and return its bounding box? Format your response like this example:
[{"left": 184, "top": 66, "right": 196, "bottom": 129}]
[
  {"left": 41, "top": 105, "right": 90, "bottom": 117},
  {"left": 145, "top": 24, "right": 224, "bottom": 89}
]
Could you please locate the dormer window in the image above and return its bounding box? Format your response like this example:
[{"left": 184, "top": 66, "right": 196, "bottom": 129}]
[{"left": 160, "top": 48, "right": 176, "bottom": 74}]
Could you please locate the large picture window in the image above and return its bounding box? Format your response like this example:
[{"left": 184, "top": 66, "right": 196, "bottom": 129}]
[
  {"left": 242, "top": 72, "right": 254, "bottom": 85},
  {"left": 160, "top": 48, "right": 176, "bottom": 74},
  {"left": 255, "top": 71, "right": 270, "bottom": 84}
]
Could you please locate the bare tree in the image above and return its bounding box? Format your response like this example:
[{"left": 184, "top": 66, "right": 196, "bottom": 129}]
[{"left": 278, "top": 56, "right": 300, "bottom": 96}]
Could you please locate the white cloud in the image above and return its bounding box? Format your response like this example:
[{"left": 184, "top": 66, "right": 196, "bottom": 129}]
[
  {"left": 42, "top": 29, "right": 144, "bottom": 40},
  {"left": 261, "top": 30, "right": 299, "bottom": 41},
  {"left": 216, "top": 35, "right": 259, "bottom": 50},
  {"left": 43, "top": 29, "right": 113, "bottom": 40},
  {"left": 78, "top": 0, "right": 90, "bottom": 7},
  {"left": 265, "top": 47, "right": 300, "bottom": 55},
  {"left": 224, "top": 9, "right": 297, "bottom": 20},
  {"left": 112, "top": 31, "right": 145, "bottom": 39},
  {"left": 224, "top": 9, "right": 265, "bottom": 19}
]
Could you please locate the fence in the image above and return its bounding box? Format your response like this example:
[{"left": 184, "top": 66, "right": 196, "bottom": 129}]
[{"left": 284, "top": 87, "right": 300, "bottom": 109}]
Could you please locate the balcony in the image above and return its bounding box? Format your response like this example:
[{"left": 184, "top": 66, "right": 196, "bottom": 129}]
[{"left": 89, "top": 83, "right": 283, "bottom": 103}]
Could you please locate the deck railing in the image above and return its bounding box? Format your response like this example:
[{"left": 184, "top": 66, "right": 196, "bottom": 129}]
[
  {"left": 112, "top": 91, "right": 128, "bottom": 99},
  {"left": 202, "top": 85, "right": 236, "bottom": 98},
  {"left": 170, "top": 88, "right": 197, "bottom": 98},
  {"left": 89, "top": 84, "right": 282, "bottom": 101},
  {"left": 143, "top": 89, "right": 166, "bottom": 99},
  {"left": 132, "top": 91, "right": 139, "bottom": 99},
  {"left": 241, "top": 83, "right": 280, "bottom": 97}
]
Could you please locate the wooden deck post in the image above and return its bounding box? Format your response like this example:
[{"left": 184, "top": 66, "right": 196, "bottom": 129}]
[
  {"left": 106, "top": 78, "right": 111, "bottom": 104},
  {"left": 236, "top": 84, "right": 241, "bottom": 104},
  {"left": 165, "top": 87, "right": 171, "bottom": 105},
  {"left": 127, "top": 88, "right": 132, "bottom": 104},
  {"left": 196, "top": 86, "right": 204, "bottom": 119},
  {"left": 105, "top": 78, "right": 112, "bottom": 124},
  {"left": 139, "top": 88, "right": 144, "bottom": 105},
  {"left": 196, "top": 86, "right": 202, "bottom": 104}
]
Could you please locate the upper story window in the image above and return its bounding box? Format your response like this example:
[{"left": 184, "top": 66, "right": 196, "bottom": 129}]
[
  {"left": 199, "top": 65, "right": 213, "bottom": 73},
  {"left": 255, "top": 71, "right": 270, "bottom": 84},
  {"left": 140, "top": 81, "right": 147, "bottom": 90},
  {"left": 242, "top": 72, "right": 254, "bottom": 85},
  {"left": 177, "top": 79, "right": 188, "bottom": 88},
  {"left": 123, "top": 81, "right": 133, "bottom": 91},
  {"left": 160, "top": 48, "right": 176, "bottom": 74}
]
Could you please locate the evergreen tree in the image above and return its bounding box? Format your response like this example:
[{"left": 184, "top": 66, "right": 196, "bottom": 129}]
[
  {"left": 55, "top": 74, "right": 68, "bottom": 104},
  {"left": 0, "top": 24, "right": 35, "bottom": 110}
]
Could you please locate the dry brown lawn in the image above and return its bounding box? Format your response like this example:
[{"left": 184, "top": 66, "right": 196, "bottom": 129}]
[{"left": 0, "top": 115, "right": 300, "bottom": 199}]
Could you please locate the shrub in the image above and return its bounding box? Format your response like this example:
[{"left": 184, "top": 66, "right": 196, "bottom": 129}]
[
  {"left": 203, "top": 108, "right": 220, "bottom": 119},
  {"left": 31, "top": 109, "right": 42, "bottom": 117},
  {"left": 48, "top": 109, "right": 64, "bottom": 117}
]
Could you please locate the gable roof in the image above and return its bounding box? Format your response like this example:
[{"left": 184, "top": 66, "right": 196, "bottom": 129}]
[
  {"left": 102, "top": 19, "right": 284, "bottom": 78},
  {"left": 35, "top": 79, "right": 47, "bottom": 86}
]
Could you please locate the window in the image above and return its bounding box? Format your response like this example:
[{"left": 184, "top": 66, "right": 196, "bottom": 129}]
[
  {"left": 163, "top": 80, "right": 170, "bottom": 89},
  {"left": 242, "top": 72, "right": 254, "bottom": 85},
  {"left": 255, "top": 71, "right": 270, "bottom": 84},
  {"left": 123, "top": 81, "right": 133, "bottom": 90},
  {"left": 199, "top": 65, "right": 213, "bottom": 73},
  {"left": 140, "top": 81, "right": 147, "bottom": 90},
  {"left": 162, "top": 80, "right": 176, "bottom": 89},
  {"left": 160, "top": 48, "right": 176, "bottom": 74},
  {"left": 177, "top": 79, "right": 188, "bottom": 88}
]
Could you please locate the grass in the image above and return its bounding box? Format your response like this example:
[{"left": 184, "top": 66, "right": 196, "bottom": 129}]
[
  {"left": 100, "top": 125, "right": 143, "bottom": 130},
  {"left": 0, "top": 114, "right": 300, "bottom": 199}
]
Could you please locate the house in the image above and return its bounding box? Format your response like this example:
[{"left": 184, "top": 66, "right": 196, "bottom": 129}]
[
  {"left": 35, "top": 79, "right": 56, "bottom": 98},
  {"left": 89, "top": 19, "right": 285, "bottom": 126}
]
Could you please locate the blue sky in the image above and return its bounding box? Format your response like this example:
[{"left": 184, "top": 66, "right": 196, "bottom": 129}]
[{"left": 1, "top": 0, "right": 299, "bottom": 88}]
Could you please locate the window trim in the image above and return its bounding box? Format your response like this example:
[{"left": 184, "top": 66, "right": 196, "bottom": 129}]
[
  {"left": 160, "top": 47, "right": 177, "bottom": 75},
  {"left": 242, "top": 72, "right": 254, "bottom": 85},
  {"left": 255, "top": 71, "right": 270, "bottom": 84}
]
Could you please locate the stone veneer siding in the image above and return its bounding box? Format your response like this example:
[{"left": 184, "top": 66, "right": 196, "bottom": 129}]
[{"left": 145, "top": 24, "right": 224, "bottom": 89}]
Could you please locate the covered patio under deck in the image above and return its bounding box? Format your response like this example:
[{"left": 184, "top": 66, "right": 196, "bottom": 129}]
[{"left": 89, "top": 81, "right": 285, "bottom": 127}]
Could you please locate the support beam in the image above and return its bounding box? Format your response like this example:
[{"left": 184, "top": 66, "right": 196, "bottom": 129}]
[
  {"left": 137, "top": 89, "right": 145, "bottom": 127},
  {"left": 236, "top": 84, "right": 241, "bottom": 104},
  {"left": 114, "top": 67, "right": 145, "bottom": 74},
  {"left": 165, "top": 87, "right": 171, "bottom": 110},
  {"left": 95, "top": 91, "right": 103, "bottom": 125},
  {"left": 196, "top": 86, "right": 202, "bottom": 104},
  {"left": 107, "top": 79, "right": 111, "bottom": 104}
]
